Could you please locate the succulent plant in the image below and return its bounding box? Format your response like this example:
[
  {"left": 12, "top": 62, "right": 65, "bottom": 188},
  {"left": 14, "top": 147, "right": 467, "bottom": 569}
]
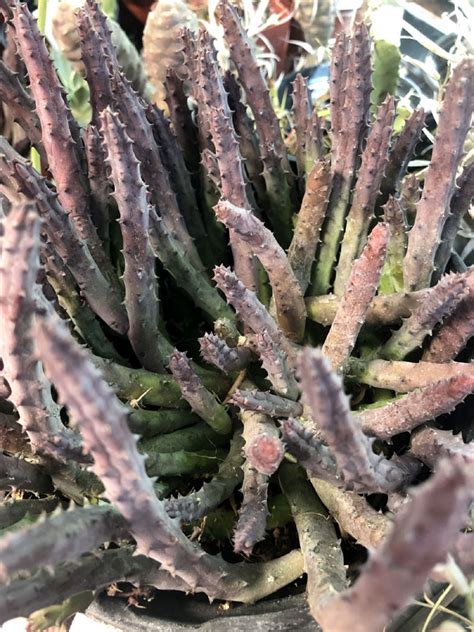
[
  {"left": 143, "top": 0, "right": 199, "bottom": 109},
  {"left": 0, "top": 1, "right": 473, "bottom": 630},
  {"left": 51, "top": 0, "right": 148, "bottom": 97}
]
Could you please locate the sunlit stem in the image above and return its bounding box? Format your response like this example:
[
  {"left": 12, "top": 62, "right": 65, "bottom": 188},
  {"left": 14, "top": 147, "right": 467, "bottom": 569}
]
[{"left": 31, "top": 0, "right": 47, "bottom": 173}]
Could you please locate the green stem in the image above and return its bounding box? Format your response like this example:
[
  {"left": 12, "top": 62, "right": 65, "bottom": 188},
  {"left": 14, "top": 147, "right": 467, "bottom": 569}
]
[
  {"left": 37, "top": 0, "right": 47, "bottom": 31},
  {"left": 31, "top": 147, "right": 41, "bottom": 173},
  {"left": 145, "top": 448, "right": 226, "bottom": 477},
  {"left": 31, "top": 0, "right": 47, "bottom": 173},
  {"left": 139, "top": 421, "right": 230, "bottom": 455},
  {"left": 128, "top": 409, "right": 200, "bottom": 438}
]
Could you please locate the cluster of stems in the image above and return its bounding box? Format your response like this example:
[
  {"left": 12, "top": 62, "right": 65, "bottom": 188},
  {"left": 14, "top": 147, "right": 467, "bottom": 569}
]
[{"left": 0, "top": 1, "right": 472, "bottom": 631}]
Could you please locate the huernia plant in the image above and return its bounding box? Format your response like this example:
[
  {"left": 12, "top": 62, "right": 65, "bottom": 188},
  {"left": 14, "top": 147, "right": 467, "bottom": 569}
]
[
  {"left": 0, "top": 1, "right": 473, "bottom": 630},
  {"left": 52, "top": 0, "right": 148, "bottom": 96},
  {"left": 142, "top": 0, "right": 199, "bottom": 109}
]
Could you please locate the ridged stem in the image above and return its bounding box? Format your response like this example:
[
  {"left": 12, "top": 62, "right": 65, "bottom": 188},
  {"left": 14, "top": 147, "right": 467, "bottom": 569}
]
[
  {"left": 215, "top": 200, "right": 306, "bottom": 342},
  {"left": 279, "top": 463, "right": 347, "bottom": 626},
  {"left": 164, "top": 429, "right": 244, "bottom": 522},
  {"left": 357, "top": 375, "right": 474, "bottom": 439},
  {"left": 348, "top": 358, "right": 474, "bottom": 391},
  {"left": 333, "top": 97, "right": 394, "bottom": 294},
  {"left": 317, "top": 459, "right": 471, "bottom": 632},
  {"left": 322, "top": 223, "right": 389, "bottom": 373}
]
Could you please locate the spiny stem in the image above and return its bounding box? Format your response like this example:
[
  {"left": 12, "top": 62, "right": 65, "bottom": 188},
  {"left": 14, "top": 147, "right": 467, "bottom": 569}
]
[
  {"left": 322, "top": 223, "right": 389, "bottom": 373},
  {"left": 279, "top": 463, "right": 347, "bottom": 626}
]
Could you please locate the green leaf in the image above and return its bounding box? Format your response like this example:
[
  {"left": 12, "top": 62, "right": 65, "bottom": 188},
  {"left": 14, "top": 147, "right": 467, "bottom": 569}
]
[{"left": 371, "top": 40, "right": 401, "bottom": 109}]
